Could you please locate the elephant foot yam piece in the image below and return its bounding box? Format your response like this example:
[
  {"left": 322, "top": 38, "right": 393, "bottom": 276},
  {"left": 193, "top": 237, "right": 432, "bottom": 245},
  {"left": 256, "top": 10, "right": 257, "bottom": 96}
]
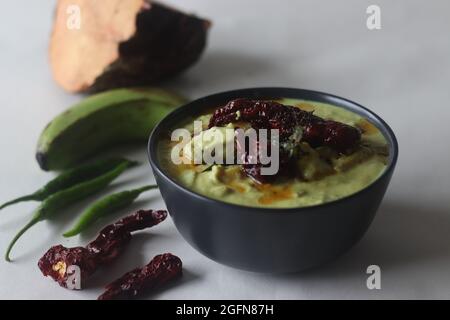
[{"left": 50, "top": 0, "right": 210, "bottom": 93}]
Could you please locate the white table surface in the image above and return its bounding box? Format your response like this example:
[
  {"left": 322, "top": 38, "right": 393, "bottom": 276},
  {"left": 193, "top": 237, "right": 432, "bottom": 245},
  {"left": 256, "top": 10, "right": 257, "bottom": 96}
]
[{"left": 1, "top": 0, "right": 449, "bottom": 300}]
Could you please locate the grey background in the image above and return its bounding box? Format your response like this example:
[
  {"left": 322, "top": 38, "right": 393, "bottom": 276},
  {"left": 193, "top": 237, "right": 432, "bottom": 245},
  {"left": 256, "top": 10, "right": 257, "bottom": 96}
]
[{"left": 0, "top": 0, "right": 449, "bottom": 299}]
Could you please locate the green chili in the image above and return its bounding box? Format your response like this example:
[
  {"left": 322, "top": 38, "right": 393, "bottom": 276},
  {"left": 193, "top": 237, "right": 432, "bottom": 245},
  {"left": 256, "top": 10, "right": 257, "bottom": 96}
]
[
  {"left": 5, "top": 161, "right": 133, "bottom": 262},
  {"left": 63, "top": 185, "right": 159, "bottom": 238},
  {"left": 0, "top": 158, "right": 137, "bottom": 211}
]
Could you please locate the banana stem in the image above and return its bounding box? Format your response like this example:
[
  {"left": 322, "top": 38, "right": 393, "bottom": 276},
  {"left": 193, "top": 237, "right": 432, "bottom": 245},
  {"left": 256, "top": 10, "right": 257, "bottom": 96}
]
[
  {"left": 5, "top": 216, "right": 41, "bottom": 262},
  {"left": 0, "top": 195, "right": 38, "bottom": 211}
]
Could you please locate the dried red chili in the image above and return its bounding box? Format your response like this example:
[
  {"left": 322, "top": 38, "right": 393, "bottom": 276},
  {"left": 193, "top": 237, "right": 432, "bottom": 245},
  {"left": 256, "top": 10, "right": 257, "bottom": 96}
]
[
  {"left": 98, "top": 253, "right": 182, "bottom": 300},
  {"left": 209, "top": 99, "right": 361, "bottom": 182},
  {"left": 38, "top": 209, "right": 167, "bottom": 289},
  {"left": 210, "top": 98, "right": 360, "bottom": 151}
]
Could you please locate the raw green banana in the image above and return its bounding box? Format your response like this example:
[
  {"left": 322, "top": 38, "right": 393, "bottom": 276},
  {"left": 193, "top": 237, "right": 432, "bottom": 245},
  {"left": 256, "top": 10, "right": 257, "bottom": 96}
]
[{"left": 36, "top": 88, "right": 186, "bottom": 171}]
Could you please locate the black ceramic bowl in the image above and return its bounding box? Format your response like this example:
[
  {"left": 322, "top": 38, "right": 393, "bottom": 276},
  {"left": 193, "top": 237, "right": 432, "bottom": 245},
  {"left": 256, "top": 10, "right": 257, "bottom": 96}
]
[{"left": 148, "top": 88, "right": 398, "bottom": 273}]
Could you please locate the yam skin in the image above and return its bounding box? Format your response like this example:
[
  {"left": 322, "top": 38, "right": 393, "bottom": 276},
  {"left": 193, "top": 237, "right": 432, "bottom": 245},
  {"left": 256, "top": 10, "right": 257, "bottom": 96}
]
[{"left": 50, "top": 0, "right": 210, "bottom": 93}]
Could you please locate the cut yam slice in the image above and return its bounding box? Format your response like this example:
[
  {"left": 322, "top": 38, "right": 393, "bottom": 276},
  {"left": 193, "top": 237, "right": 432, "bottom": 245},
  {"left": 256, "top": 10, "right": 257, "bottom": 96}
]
[{"left": 50, "top": 0, "right": 210, "bottom": 93}]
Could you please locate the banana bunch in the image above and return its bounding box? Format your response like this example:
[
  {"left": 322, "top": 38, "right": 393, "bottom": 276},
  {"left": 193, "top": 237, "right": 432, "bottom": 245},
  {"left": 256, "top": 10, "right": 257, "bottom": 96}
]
[{"left": 37, "top": 88, "right": 186, "bottom": 171}]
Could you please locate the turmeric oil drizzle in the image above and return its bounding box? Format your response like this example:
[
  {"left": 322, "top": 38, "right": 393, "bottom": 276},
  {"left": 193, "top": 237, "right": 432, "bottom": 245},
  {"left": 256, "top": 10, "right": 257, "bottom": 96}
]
[
  {"left": 356, "top": 119, "right": 378, "bottom": 135},
  {"left": 228, "top": 181, "right": 246, "bottom": 193},
  {"left": 255, "top": 184, "right": 294, "bottom": 205},
  {"left": 218, "top": 167, "right": 295, "bottom": 201}
]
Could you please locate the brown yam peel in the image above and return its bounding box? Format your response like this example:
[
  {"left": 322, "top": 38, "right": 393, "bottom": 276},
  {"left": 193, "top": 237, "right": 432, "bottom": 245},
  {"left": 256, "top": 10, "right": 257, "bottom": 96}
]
[{"left": 50, "top": 0, "right": 210, "bottom": 93}]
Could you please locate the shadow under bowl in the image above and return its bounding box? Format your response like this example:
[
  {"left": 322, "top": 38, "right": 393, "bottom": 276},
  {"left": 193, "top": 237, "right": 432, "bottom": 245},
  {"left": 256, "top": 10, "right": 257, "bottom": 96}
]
[{"left": 148, "top": 87, "right": 398, "bottom": 273}]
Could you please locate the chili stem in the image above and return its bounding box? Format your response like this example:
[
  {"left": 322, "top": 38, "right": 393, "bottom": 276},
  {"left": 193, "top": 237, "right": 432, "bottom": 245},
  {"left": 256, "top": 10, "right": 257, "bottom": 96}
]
[
  {"left": 0, "top": 195, "right": 39, "bottom": 211},
  {"left": 5, "top": 215, "right": 41, "bottom": 262},
  {"left": 133, "top": 185, "right": 158, "bottom": 193}
]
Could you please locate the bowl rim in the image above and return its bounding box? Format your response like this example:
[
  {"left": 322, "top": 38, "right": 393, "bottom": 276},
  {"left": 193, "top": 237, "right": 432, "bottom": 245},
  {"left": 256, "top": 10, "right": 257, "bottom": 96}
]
[{"left": 148, "top": 87, "right": 399, "bottom": 213}]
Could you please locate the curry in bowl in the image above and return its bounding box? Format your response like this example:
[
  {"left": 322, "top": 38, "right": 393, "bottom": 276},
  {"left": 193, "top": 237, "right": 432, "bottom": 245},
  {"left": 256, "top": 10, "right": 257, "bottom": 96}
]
[{"left": 158, "top": 98, "right": 389, "bottom": 208}]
